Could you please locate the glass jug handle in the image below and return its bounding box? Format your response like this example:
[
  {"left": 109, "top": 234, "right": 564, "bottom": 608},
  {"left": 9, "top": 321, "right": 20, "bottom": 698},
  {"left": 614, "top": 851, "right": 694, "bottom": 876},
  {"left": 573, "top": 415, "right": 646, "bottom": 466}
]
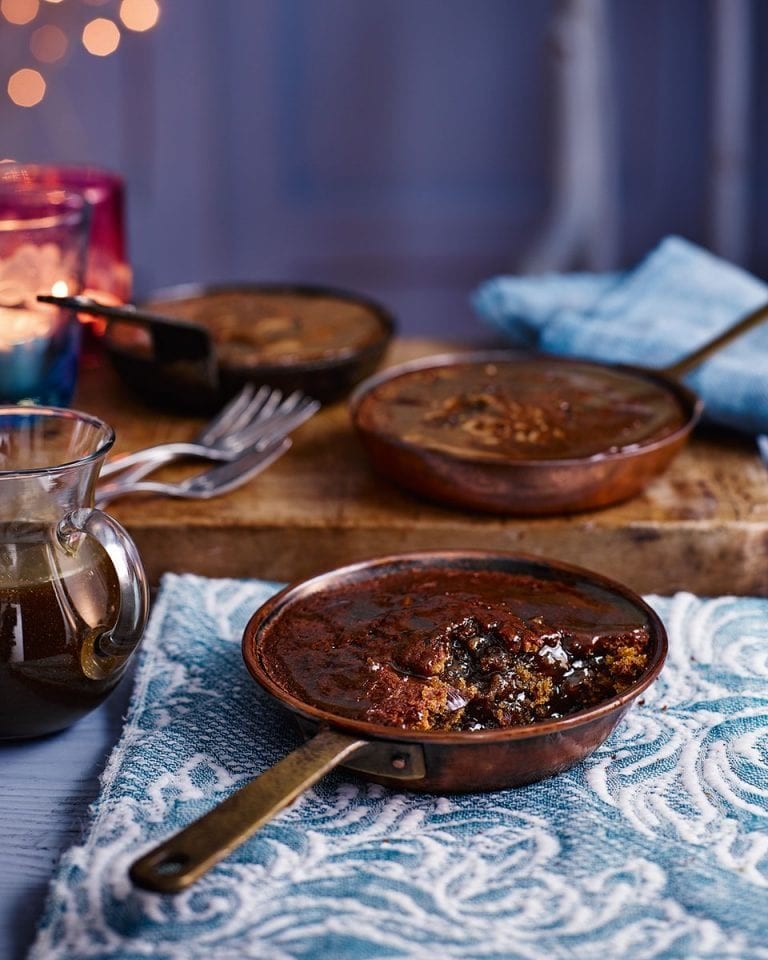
[{"left": 57, "top": 507, "right": 150, "bottom": 657}]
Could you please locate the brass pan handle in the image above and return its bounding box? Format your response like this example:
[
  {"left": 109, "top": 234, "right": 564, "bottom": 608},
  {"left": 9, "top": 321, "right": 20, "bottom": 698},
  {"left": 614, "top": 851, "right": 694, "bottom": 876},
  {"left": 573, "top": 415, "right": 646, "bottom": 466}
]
[
  {"left": 662, "top": 300, "right": 768, "bottom": 380},
  {"left": 130, "top": 728, "right": 366, "bottom": 893}
]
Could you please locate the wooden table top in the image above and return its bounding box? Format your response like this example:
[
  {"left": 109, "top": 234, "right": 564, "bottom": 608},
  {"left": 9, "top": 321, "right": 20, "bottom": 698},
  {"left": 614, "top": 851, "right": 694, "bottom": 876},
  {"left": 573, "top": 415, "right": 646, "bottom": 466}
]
[{"left": 76, "top": 338, "right": 768, "bottom": 596}]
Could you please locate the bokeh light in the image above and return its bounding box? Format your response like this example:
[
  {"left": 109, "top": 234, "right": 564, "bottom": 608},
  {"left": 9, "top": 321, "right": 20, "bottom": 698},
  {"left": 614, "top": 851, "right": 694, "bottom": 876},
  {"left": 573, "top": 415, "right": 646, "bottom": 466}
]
[
  {"left": 30, "top": 24, "right": 68, "bottom": 63},
  {"left": 119, "top": 0, "right": 159, "bottom": 32},
  {"left": 7, "top": 68, "right": 46, "bottom": 107},
  {"left": 1, "top": 0, "right": 39, "bottom": 26},
  {"left": 82, "top": 17, "right": 120, "bottom": 57}
]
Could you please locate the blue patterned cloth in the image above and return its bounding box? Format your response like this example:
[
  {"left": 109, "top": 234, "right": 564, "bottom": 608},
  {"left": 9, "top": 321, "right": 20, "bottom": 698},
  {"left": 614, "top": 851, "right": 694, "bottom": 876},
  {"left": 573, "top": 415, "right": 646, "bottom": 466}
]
[
  {"left": 473, "top": 236, "right": 768, "bottom": 435},
  {"left": 30, "top": 573, "right": 768, "bottom": 960}
]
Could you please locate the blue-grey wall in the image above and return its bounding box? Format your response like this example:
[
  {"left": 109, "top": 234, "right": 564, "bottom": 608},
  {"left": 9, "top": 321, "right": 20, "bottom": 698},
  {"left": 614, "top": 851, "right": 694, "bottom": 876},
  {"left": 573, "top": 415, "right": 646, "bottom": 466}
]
[{"left": 2, "top": 0, "right": 765, "bottom": 336}]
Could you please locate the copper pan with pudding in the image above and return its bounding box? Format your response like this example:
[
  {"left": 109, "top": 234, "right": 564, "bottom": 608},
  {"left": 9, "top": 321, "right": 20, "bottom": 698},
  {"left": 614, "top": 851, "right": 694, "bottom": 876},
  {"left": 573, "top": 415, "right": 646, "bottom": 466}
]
[
  {"left": 130, "top": 550, "right": 666, "bottom": 893},
  {"left": 350, "top": 350, "right": 699, "bottom": 514},
  {"left": 349, "top": 302, "right": 768, "bottom": 514}
]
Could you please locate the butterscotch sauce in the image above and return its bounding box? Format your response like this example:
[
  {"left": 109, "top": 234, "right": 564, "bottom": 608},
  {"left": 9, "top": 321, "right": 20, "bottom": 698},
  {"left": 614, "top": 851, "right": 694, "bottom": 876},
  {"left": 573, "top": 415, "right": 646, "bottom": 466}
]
[
  {"left": 110, "top": 290, "right": 385, "bottom": 366},
  {"left": 355, "top": 359, "right": 687, "bottom": 462}
]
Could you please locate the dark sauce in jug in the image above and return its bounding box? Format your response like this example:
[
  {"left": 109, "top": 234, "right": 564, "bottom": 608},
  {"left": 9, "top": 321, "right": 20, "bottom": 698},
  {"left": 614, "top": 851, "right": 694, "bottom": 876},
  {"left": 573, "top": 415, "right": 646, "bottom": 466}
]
[{"left": 0, "top": 521, "right": 121, "bottom": 738}]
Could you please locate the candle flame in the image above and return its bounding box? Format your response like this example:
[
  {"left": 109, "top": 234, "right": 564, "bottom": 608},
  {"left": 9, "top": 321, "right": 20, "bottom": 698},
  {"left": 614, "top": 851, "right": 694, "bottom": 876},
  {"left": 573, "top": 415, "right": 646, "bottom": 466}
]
[{"left": 51, "top": 280, "right": 69, "bottom": 297}]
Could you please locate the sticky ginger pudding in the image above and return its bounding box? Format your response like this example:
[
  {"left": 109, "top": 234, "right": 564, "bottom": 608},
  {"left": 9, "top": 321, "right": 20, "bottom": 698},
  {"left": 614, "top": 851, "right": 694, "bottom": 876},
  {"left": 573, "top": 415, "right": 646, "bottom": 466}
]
[
  {"left": 122, "top": 289, "right": 387, "bottom": 366},
  {"left": 141, "top": 290, "right": 382, "bottom": 367},
  {"left": 354, "top": 357, "right": 687, "bottom": 463},
  {"left": 350, "top": 352, "right": 697, "bottom": 514},
  {"left": 258, "top": 563, "right": 654, "bottom": 733}
]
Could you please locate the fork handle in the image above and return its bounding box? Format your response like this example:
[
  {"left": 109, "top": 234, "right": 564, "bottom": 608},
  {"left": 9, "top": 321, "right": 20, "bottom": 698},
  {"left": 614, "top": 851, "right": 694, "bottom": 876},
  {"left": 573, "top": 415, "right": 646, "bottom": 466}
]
[
  {"left": 95, "top": 478, "right": 202, "bottom": 507},
  {"left": 101, "top": 457, "right": 172, "bottom": 487},
  {"left": 95, "top": 438, "right": 291, "bottom": 506},
  {"left": 99, "top": 442, "right": 233, "bottom": 479}
]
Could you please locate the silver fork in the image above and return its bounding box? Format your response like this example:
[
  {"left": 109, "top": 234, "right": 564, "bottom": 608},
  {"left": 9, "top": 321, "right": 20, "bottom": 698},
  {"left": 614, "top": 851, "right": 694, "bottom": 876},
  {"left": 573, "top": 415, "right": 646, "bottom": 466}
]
[
  {"left": 95, "top": 436, "right": 292, "bottom": 506},
  {"left": 100, "top": 386, "right": 318, "bottom": 481},
  {"left": 99, "top": 384, "right": 270, "bottom": 481}
]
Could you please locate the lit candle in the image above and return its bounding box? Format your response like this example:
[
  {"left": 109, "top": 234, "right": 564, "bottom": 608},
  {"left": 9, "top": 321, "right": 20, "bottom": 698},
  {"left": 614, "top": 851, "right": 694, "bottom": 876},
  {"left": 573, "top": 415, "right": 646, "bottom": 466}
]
[
  {"left": 0, "top": 275, "right": 74, "bottom": 402},
  {"left": 0, "top": 304, "right": 60, "bottom": 400},
  {"left": 0, "top": 183, "right": 89, "bottom": 406},
  {"left": 1, "top": 169, "right": 132, "bottom": 348}
]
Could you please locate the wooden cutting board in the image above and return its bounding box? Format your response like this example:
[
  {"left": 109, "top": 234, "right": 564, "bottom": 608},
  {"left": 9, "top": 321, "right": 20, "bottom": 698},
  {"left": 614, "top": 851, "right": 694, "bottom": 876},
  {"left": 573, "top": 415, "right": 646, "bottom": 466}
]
[{"left": 75, "top": 338, "right": 768, "bottom": 596}]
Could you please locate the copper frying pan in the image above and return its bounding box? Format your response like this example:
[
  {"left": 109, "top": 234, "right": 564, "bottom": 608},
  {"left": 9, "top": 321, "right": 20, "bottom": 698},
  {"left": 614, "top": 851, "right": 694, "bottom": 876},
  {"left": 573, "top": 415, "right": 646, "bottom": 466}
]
[
  {"left": 350, "top": 301, "right": 768, "bottom": 514},
  {"left": 130, "top": 551, "right": 667, "bottom": 893}
]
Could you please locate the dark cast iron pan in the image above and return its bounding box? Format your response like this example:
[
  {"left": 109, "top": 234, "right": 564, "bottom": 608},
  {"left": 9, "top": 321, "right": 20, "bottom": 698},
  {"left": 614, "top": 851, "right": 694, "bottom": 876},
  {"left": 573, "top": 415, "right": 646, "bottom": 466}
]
[
  {"left": 102, "top": 282, "right": 396, "bottom": 413},
  {"left": 130, "top": 550, "right": 667, "bottom": 893},
  {"left": 350, "top": 301, "right": 768, "bottom": 515}
]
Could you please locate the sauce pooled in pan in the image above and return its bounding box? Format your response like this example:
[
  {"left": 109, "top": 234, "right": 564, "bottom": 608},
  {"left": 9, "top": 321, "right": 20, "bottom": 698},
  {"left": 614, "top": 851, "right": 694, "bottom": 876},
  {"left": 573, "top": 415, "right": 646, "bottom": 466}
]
[
  {"left": 261, "top": 567, "right": 651, "bottom": 732},
  {"left": 110, "top": 290, "right": 386, "bottom": 366},
  {"left": 354, "top": 358, "right": 687, "bottom": 462}
]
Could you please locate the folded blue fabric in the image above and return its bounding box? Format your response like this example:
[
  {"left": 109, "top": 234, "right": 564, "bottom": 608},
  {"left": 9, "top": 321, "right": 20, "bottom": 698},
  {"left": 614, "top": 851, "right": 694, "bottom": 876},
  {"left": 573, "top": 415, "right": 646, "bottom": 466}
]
[
  {"left": 473, "top": 236, "right": 768, "bottom": 434},
  {"left": 29, "top": 573, "right": 768, "bottom": 960}
]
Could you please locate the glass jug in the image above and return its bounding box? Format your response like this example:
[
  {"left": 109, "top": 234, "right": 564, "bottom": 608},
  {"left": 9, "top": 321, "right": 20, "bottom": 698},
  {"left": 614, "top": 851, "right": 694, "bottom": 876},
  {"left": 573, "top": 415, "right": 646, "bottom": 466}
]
[{"left": 0, "top": 406, "right": 149, "bottom": 738}]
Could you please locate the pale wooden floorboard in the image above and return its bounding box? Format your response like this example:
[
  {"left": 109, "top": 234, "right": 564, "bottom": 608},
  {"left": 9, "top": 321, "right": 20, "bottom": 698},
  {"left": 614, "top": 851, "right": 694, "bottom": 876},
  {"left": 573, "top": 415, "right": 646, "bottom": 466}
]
[{"left": 0, "top": 667, "right": 136, "bottom": 960}]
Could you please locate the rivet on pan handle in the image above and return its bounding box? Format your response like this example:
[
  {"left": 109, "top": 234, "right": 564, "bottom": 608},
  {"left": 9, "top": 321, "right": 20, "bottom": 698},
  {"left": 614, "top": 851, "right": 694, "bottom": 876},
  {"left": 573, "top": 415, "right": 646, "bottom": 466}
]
[
  {"left": 292, "top": 718, "right": 427, "bottom": 780},
  {"left": 130, "top": 728, "right": 366, "bottom": 894}
]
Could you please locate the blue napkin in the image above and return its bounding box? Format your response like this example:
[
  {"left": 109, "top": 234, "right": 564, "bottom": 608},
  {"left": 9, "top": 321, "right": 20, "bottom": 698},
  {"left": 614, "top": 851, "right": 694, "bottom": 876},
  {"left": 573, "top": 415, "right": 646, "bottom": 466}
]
[
  {"left": 29, "top": 573, "right": 768, "bottom": 960},
  {"left": 473, "top": 236, "right": 768, "bottom": 435}
]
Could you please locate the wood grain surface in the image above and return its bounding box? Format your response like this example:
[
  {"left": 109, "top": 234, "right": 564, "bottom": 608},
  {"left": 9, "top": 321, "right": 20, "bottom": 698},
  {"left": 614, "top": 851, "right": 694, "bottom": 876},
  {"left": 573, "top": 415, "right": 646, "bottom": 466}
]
[{"left": 77, "top": 338, "right": 768, "bottom": 596}]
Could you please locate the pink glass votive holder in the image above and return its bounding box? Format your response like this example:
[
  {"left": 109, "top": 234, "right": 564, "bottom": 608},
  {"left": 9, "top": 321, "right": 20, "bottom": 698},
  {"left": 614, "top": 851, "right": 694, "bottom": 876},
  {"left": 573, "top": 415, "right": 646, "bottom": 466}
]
[
  {"left": 0, "top": 184, "right": 90, "bottom": 406},
  {"left": 1, "top": 166, "right": 131, "bottom": 349}
]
